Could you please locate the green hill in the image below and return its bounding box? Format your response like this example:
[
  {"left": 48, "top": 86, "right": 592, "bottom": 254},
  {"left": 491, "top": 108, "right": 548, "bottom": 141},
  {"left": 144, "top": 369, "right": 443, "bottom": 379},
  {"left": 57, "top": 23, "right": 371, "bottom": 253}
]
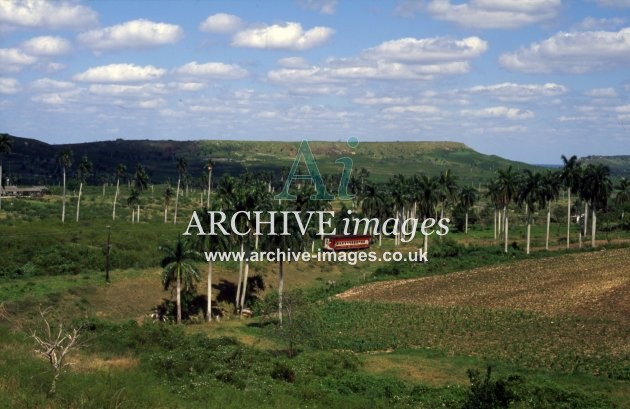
[
  {"left": 2, "top": 134, "right": 541, "bottom": 186},
  {"left": 581, "top": 155, "right": 630, "bottom": 179}
]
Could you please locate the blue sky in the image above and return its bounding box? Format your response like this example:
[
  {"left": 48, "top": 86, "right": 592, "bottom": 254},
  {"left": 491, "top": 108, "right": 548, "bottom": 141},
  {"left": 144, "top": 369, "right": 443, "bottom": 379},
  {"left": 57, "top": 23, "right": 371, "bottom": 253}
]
[{"left": 1, "top": 0, "right": 629, "bottom": 164}]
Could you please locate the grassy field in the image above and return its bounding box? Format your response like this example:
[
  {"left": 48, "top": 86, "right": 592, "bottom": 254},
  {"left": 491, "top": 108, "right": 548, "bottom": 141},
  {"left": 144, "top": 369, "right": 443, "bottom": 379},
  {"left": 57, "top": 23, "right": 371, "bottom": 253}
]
[{"left": 1, "top": 189, "right": 629, "bottom": 408}]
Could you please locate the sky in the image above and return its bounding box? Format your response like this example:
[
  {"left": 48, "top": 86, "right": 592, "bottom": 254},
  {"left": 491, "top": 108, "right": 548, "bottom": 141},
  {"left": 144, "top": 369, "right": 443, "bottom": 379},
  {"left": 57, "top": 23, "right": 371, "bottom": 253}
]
[{"left": 0, "top": 0, "right": 629, "bottom": 164}]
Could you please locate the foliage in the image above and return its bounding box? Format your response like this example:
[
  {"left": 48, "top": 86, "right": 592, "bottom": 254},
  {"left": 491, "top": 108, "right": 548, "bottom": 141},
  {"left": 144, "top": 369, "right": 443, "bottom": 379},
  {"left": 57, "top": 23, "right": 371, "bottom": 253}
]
[{"left": 461, "top": 367, "right": 519, "bottom": 409}]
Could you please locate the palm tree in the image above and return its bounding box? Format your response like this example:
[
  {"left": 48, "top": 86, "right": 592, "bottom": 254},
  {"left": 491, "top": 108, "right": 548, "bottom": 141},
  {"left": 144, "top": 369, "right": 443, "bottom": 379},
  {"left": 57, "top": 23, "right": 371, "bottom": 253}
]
[
  {"left": 615, "top": 177, "right": 629, "bottom": 219},
  {"left": 518, "top": 170, "right": 545, "bottom": 254},
  {"left": 218, "top": 174, "right": 272, "bottom": 313},
  {"left": 0, "top": 134, "right": 13, "bottom": 211},
  {"left": 459, "top": 186, "right": 478, "bottom": 234},
  {"left": 437, "top": 169, "right": 459, "bottom": 220},
  {"left": 127, "top": 190, "right": 140, "bottom": 224},
  {"left": 191, "top": 200, "right": 232, "bottom": 322},
  {"left": 173, "top": 158, "right": 188, "bottom": 224},
  {"left": 389, "top": 174, "right": 408, "bottom": 246},
  {"left": 160, "top": 238, "right": 201, "bottom": 324},
  {"left": 560, "top": 155, "right": 580, "bottom": 249},
  {"left": 205, "top": 160, "right": 214, "bottom": 208},
  {"left": 414, "top": 174, "right": 439, "bottom": 254},
  {"left": 133, "top": 164, "right": 149, "bottom": 222},
  {"left": 360, "top": 182, "right": 387, "bottom": 245},
  {"left": 486, "top": 178, "right": 502, "bottom": 240},
  {"left": 541, "top": 171, "right": 559, "bottom": 250},
  {"left": 112, "top": 164, "right": 126, "bottom": 220},
  {"left": 75, "top": 156, "right": 92, "bottom": 222},
  {"left": 57, "top": 149, "right": 73, "bottom": 223},
  {"left": 581, "top": 164, "right": 613, "bottom": 247},
  {"left": 264, "top": 203, "right": 305, "bottom": 327},
  {"left": 497, "top": 166, "right": 520, "bottom": 253},
  {"left": 163, "top": 186, "right": 174, "bottom": 223}
]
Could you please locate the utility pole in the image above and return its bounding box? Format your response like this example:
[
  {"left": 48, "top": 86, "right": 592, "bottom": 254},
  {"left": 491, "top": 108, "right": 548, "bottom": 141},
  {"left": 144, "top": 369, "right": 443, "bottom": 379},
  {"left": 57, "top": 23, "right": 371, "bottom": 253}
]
[{"left": 105, "top": 225, "right": 112, "bottom": 283}]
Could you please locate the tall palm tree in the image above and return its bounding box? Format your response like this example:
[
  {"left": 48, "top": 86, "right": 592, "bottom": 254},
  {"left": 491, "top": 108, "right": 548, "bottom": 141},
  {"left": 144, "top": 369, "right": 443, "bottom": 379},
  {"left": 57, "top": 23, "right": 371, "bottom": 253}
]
[
  {"left": 459, "top": 186, "right": 478, "bottom": 234},
  {"left": 57, "top": 149, "right": 73, "bottom": 223},
  {"left": 163, "top": 186, "right": 174, "bottom": 223},
  {"left": 414, "top": 174, "right": 439, "bottom": 254},
  {"left": 216, "top": 174, "right": 272, "bottom": 313},
  {"left": 160, "top": 238, "right": 201, "bottom": 324},
  {"left": 518, "top": 170, "right": 545, "bottom": 254},
  {"left": 360, "top": 182, "right": 387, "bottom": 245},
  {"left": 486, "top": 178, "right": 502, "bottom": 241},
  {"left": 75, "top": 156, "right": 92, "bottom": 222},
  {"left": 389, "top": 174, "right": 408, "bottom": 246},
  {"left": 0, "top": 133, "right": 13, "bottom": 211},
  {"left": 133, "top": 164, "right": 149, "bottom": 222},
  {"left": 541, "top": 171, "right": 559, "bottom": 250},
  {"left": 205, "top": 159, "right": 214, "bottom": 208},
  {"left": 560, "top": 155, "right": 580, "bottom": 249},
  {"left": 264, "top": 203, "right": 305, "bottom": 327},
  {"left": 192, "top": 200, "right": 231, "bottom": 322},
  {"left": 112, "top": 163, "right": 126, "bottom": 220},
  {"left": 127, "top": 190, "right": 140, "bottom": 224},
  {"left": 497, "top": 166, "right": 520, "bottom": 253},
  {"left": 173, "top": 157, "right": 188, "bottom": 224},
  {"left": 615, "top": 177, "right": 629, "bottom": 219},
  {"left": 581, "top": 164, "right": 613, "bottom": 247},
  {"left": 437, "top": 169, "right": 459, "bottom": 220}
]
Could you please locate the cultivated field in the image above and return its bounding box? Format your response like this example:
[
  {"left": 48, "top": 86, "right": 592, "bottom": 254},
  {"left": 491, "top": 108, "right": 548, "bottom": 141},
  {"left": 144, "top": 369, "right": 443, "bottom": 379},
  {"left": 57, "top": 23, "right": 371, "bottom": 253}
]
[{"left": 337, "top": 248, "right": 630, "bottom": 323}]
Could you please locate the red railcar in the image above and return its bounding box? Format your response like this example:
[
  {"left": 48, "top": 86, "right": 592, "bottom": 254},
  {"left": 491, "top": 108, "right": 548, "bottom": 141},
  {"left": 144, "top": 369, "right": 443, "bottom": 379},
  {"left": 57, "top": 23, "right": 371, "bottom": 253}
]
[{"left": 323, "top": 235, "right": 371, "bottom": 251}]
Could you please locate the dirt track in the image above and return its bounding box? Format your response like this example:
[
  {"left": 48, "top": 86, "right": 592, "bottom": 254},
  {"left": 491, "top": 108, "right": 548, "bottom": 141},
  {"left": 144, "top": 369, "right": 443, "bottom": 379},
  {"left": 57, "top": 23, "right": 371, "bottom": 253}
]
[{"left": 337, "top": 248, "right": 630, "bottom": 323}]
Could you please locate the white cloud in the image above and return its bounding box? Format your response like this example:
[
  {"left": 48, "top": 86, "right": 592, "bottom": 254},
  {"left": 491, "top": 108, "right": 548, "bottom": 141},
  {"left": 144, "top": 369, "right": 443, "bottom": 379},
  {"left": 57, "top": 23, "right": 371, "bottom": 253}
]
[
  {"left": 0, "top": 0, "right": 97, "bottom": 30},
  {"left": 0, "top": 77, "right": 20, "bottom": 94},
  {"left": 383, "top": 105, "right": 441, "bottom": 114},
  {"left": 174, "top": 62, "right": 248, "bottom": 79},
  {"left": 299, "top": 0, "right": 337, "bottom": 14},
  {"left": 175, "top": 82, "right": 206, "bottom": 91},
  {"left": 79, "top": 19, "right": 183, "bottom": 51},
  {"left": 278, "top": 57, "right": 310, "bottom": 68},
  {"left": 138, "top": 98, "right": 166, "bottom": 109},
  {"left": 574, "top": 17, "right": 625, "bottom": 31},
  {"left": 480, "top": 125, "right": 528, "bottom": 133},
  {"left": 461, "top": 106, "right": 534, "bottom": 119},
  {"left": 88, "top": 83, "right": 167, "bottom": 97},
  {"left": 269, "top": 35, "right": 485, "bottom": 83},
  {"left": 467, "top": 82, "right": 568, "bottom": 101},
  {"left": 31, "top": 89, "right": 81, "bottom": 105},
  {"left": 45, "top": 62, "right": 66, "bottom": 73},
  {"left": 0, "top": 48, "right": 37, "bottom": 72},
  {"left": 584, "top": 87, "right": 618, "bottom": 98},
  {"left": 427, "top": 0, "right": 561, "bottom": 29},
  {"left": 268, "top": 61, "right": 470, "bottom": 83},
  {"left": 499, "top": 28, "right": 630, "bottom": 73},
  {"left": 363, "top": 36, "right": 487, "bottom": 62},
  {"left": 74, "top": 64, "right": 166, "bottom": 83},
  {"left": 30, "top": 78, "right": 75, "bottom": 90},
  {"left": 199, "top": 13, "right": 242, "bottom": 33},
  {"left": 21, "top": 36, "right": 71, "bottom": 56},
  {"left": 352, "top": 94, "right": 411, "bottom": 105},
  {"left": 232, "top": 22, "right": 334, "bottom": 50}
]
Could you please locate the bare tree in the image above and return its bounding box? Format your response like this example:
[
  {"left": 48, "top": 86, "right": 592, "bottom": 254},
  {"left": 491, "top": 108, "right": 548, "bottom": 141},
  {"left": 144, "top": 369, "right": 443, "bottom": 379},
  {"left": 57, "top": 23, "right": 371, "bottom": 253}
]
[{"left": 30, "top": 309, "right": 81, "bottom": 396}]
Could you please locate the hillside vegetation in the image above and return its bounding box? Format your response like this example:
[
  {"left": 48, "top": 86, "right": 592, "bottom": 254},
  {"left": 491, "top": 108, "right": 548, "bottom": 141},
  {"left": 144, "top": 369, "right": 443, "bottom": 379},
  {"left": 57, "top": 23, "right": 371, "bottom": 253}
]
[{"left": 3, "top": 134, "right": 539, "bottom": 185}]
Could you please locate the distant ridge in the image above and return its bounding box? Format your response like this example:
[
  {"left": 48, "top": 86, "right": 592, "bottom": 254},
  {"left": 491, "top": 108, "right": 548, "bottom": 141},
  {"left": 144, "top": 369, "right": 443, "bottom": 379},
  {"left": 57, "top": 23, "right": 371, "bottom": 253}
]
[{"left": 0, "top": 134, "right": 568, "bottom": 185}]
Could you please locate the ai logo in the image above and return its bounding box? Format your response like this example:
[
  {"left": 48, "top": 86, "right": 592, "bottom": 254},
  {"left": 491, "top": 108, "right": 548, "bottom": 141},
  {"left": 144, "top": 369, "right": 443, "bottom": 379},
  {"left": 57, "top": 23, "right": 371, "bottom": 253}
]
[{"left": 274, "top": 138, "right": 357, "bottom": 201}]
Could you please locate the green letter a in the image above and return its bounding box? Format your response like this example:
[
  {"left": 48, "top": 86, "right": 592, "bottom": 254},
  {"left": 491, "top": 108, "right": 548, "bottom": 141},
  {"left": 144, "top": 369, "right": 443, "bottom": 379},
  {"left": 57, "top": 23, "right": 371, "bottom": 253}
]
[{"left": 274, "top": 140, "right": 334, "bottom": 200}]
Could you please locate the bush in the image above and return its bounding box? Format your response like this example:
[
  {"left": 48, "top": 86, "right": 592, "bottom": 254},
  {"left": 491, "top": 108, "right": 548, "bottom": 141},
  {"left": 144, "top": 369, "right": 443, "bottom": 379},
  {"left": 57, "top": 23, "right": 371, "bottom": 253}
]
[{"left": 462, "top": 366, "right": 520, "bottom": 409}]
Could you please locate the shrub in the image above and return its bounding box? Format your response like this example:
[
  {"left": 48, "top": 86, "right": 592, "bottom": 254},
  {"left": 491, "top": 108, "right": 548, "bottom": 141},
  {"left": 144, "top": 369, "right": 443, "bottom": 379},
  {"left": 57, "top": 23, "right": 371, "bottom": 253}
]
[{"left": 462, "top": 366, "right": 520, "bottom": 409}]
